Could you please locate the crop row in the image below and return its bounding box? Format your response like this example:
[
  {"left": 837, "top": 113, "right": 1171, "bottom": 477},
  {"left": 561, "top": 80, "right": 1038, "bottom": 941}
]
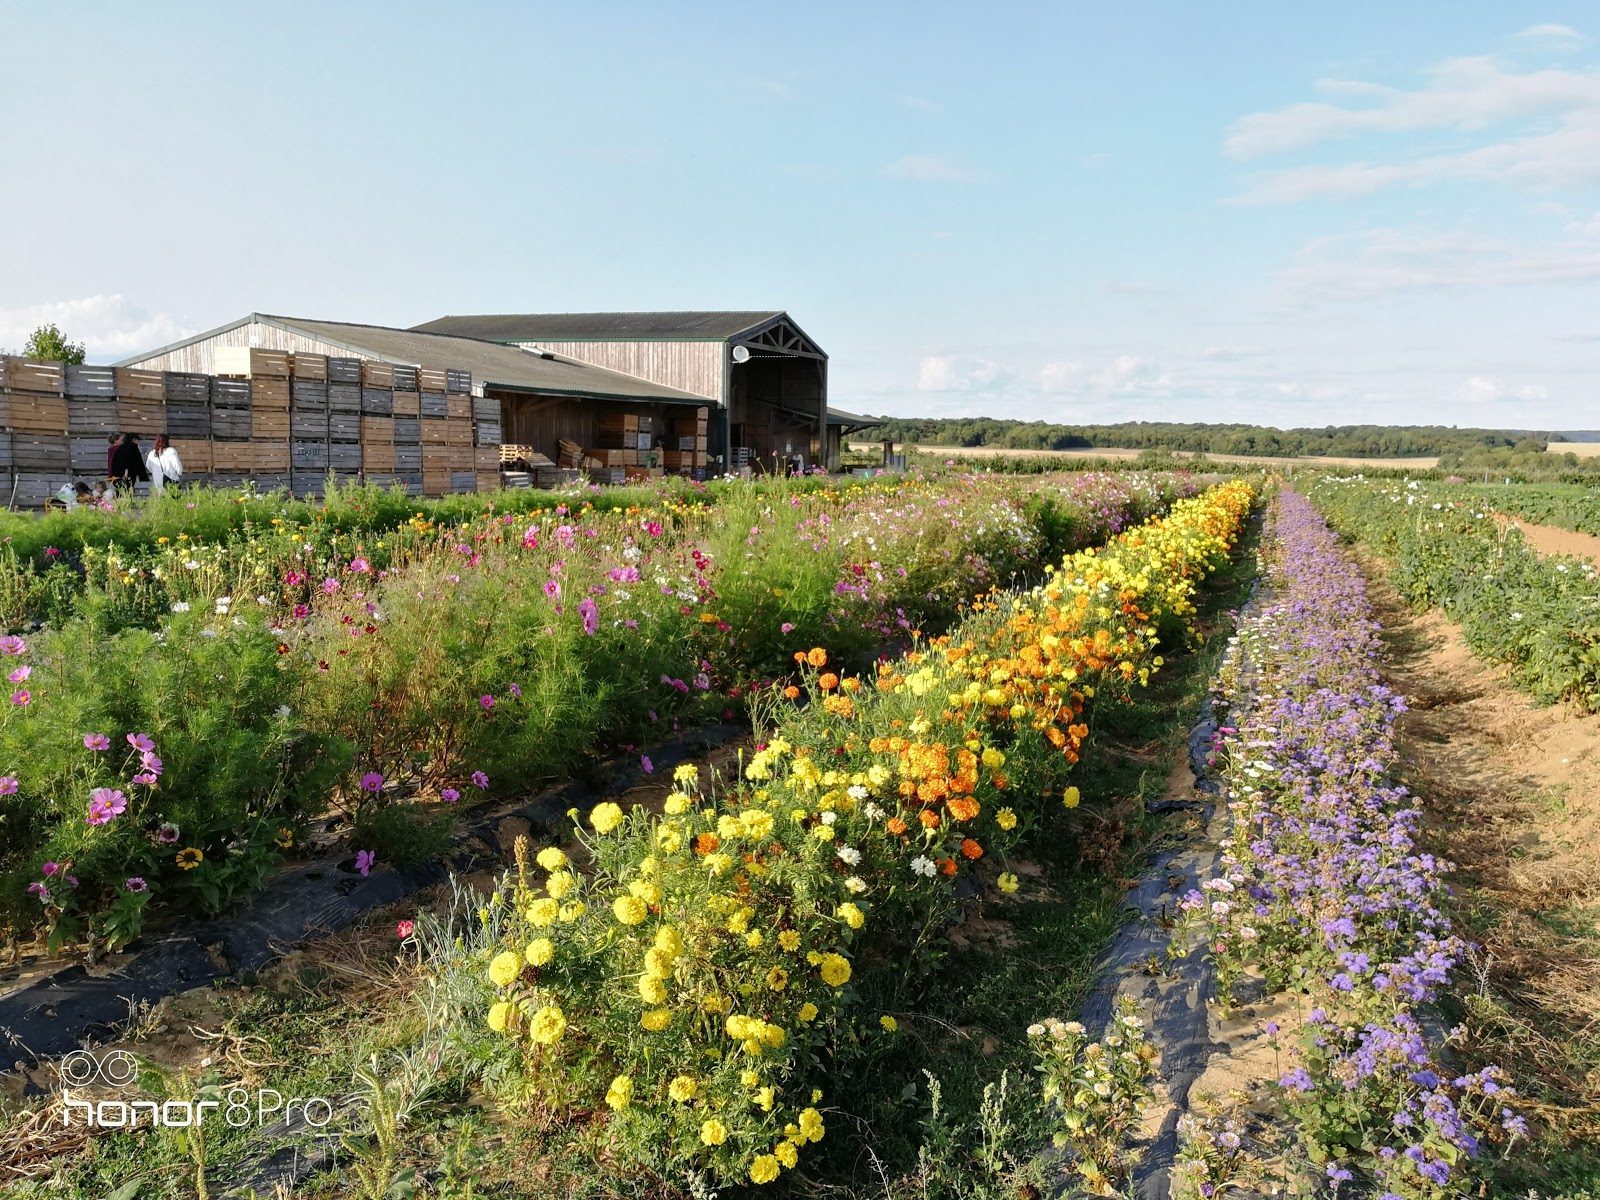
[
  {"left": 441, "top": 481, "right": 1256, "bottom": 1189},
  {"left": 1175, "top": 489, "right": 1522, "bottom": 1198},
  {"left": 0, "top": 472, "right": 1195, "bottom": 952},
  {"left": 1309, "top": 476, "right": 1600, "bottom": 711}
]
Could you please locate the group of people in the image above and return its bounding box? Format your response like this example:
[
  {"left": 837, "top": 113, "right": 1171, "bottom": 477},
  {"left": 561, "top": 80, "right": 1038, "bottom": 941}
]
[{"left": 48, "top": 432, "right": 184, "bottom": 510}]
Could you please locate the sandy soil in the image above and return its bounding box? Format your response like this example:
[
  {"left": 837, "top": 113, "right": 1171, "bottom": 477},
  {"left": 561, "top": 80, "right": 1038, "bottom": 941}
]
[
  {"left": 1504, "top": 515, "right": 1600, "bottom": 562},
  {"left": 849, "top": 442, "right": 1441, "bottom": 471},
  {"left": 1553, "top": 442, "right": 1600, "bottom": 458}
]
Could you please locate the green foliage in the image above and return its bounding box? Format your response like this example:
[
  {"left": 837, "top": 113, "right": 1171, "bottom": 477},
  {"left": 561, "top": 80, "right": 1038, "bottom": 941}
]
[{"left": 20, "top": 322, "right": 87, "bottom": 364}]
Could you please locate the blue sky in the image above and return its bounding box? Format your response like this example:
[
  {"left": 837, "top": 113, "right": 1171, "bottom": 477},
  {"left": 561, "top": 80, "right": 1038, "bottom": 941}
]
[{"left": 2, "top": 1, "right": 1598, "bottom": 429}]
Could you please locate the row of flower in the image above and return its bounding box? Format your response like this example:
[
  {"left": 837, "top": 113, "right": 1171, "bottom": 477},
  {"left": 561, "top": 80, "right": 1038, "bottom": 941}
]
[
  {"left": 1, "top": 473, "right": 1196, "bottom": 952},
  {"left": 441, "top": 481, "right": 1256, "bottom": 1189},
  {"left": 1309, "top": 476, "right": 1600, "bottom": 712},
  {"left": 1173, "top": 489, "right": 1523, "bottom": 1198}
]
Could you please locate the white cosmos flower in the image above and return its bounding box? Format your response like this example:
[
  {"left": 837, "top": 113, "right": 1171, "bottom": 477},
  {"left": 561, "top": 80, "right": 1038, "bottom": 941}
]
[
  {"left": 836, "top": 846, "right": 861, "bottom": 866},
  {"left": 910, "top": 855, "right": 936, "bottom": 878}
]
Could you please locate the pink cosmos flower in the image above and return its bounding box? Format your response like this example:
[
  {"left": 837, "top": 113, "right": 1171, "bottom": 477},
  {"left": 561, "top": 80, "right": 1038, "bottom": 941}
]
[
  {"left": 87, "top": 787, "right": 128, "bottom": 825},
  {"left": 10, "top": 690, "right": 29, "bottom": 706},
  {"left": 284, "top": 570, "right": 305, "bottom": 586},
  {"left": 440, "top": 787, "right": 460, "bottom": 803},
  {"left": 321, "top": 578, "right": 340, "bottom": 594},
  {"left": 44, "top": 546, "right": 61, "bottom": 558},
  {"left": 542, "top": 580, "right": 560, "bottom": 599},
  {"left": 127, "top": 733, "right": 155, "bottom": 753},
  {"left": 8, "top": 666, "right": 29, "bottom": 684},
  {"left": 83, "top": 733, "right": 111, "bottom": 751},
  {"left": 132, "top": 772, "right": 159, "bottom": 787},
  {"left": 508, "top": 683, "right": 522, "bottom": 699},
  {"left": 355, "top": 849, "right": 375, "bottom": 877},
  {"left": 781, "top": 622, "right": 795, "bottom": 634},
  {"left": 640, "top": 755, "right": 654, "bottom": 774},
  {"left": 140, "top": 751, "right": 163, "bottom": 776},
  {"left": 479, "top": 694, "right": 494, "bottom": 710},
  {"left": 471, "top": 771, "right": 489, "bottom": 790},
  {"left": 360, "top": 771, "right": 384, "bottom": 793},
  {"left": 0, "top": 635, "right": 26, "bottom": 655},
  {"left": 348, "top": 557, "right": 371, "bottom": 574},
  {"left": 41, "top": 861, "right": 61, "bottom": 876},
  {"left": 396, "top": 919, "right": 414, "bottom": 938},
  {"left": 0, "top": 776, "right": 18, "bottom": 795},
  {"left": 578, "top": 597, "right": 599, "bottom": 637}
]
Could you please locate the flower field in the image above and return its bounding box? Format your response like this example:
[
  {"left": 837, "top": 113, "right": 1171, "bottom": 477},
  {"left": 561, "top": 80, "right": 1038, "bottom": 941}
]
[
  {"left": 0, "top": 471, "right": 1195, "bottom": 953},
  {"left": 1309, "top": 476, "right": 1600, "bottom": 710}
]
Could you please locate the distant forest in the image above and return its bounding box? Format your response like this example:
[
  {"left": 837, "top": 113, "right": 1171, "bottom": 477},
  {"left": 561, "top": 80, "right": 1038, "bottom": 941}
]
[{"left": 860, "top": 418, "right": 1570, "bottom": 459}]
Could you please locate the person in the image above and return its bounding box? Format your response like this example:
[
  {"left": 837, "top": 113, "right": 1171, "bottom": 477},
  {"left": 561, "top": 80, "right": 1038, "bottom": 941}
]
[
  {"left": 53, "top": 481, "right": 94, "bottom": 510},
  {"left": 109, "top": 432, "right": 149, "bottom": 495},
  {"left": 106, "top": 433, "right": 119, "bottom": 480},
  {"left": 146, "top": 434, "right": 183, "bottom": 494}
]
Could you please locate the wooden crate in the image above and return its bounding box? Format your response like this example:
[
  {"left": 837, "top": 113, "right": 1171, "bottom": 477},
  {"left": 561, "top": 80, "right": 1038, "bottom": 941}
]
[
  {"left": 13, "top": 433, "right": 69, "bottom": 472},
  {"left": 291, "top": 470, "right": 327, "bottom": 498},
  {"left": 391, "top": 390, "right": 420, "bottom": 417},
  {"left": 444, "top": 418, "right": 473, "bottom": 447},
  {"left": 394, "top": 445, "right": 422, "bottom": 471},
  {"left": 673, "top": 417, "right": 710, "bottom": 437},
  {"left": 449, "top": 470, "right": 477, "bottom": 492},
  {"left": 212, "top": 379, "right": 251, "bottom": 408},
  {"left": 444, "top": 395, "right": 470, "bottom": 420},
  {"left": 419, "top": 392, "right": 448, "bottom": 419},
  {"left": 12, "top": 472, "right": 61, "bottom": 508},
  {"left": 418, "top": 368, "right": 447, "bottom": 392},
  {"left": 116, "top": 399, "right": 165, "bottom": 436},
  {"left": 391, "top": 365, "right": 419, "bottom": 392},
  {"left": 445, "top": 369, "right": 471, "bottom": 395},
  {"left": 360, "top": 387, "right": 393, "bottom": 415},
  {"left": 475, "top": 420, "right": 502, "bottom": 447},
  {"left": 361, "top": 416, "right": 395, "bottom": 444},
  {"left": 360, "top": 361, "right": 394, "bottom": 388},
  {"left": 0, "top": 356, "right": 64, "bottom": 394},
  {"left": 476, "top": 469, "right": 500, "bottom": 492},
  {"left": 67, "top": 398, "right": 119, "bottom": 435},
  {"left": 420, "top": 420, "right": 450, "bottom": 445},
  {"left": 328, "top": 357, "right": 363, "bottom": 384},
  {"left": 64, "top": 365, "right": 117, "bottom": 397},
  {"left": 10, "top": 394, "right": 68, "bottom": 433},
  {"left": 215, "top": 442, "right": 289, "bottom": 472},
  {"left": 392, "top": 417, "right": 421, "bottom": 444},
  {"left": 292, "top": 441, "right": 329, "bottom": 470},
  {"left": 250, "top": 377, "right": 291, "bottom": 409},
  {"left": 362, "top": 441, "right": 396, "bottom": 472},
  {"left": 213, "top": 347, "right": 291, "bottom": 378},
  {"left": 252, "top": 410, "right": 290, "bottom": 440},
  {"left": 114, "top": 367, "right": 164, "bottom": 401},
  {"left": 471, "top": 396, "right": 498, "bottom": 421},
  {"left": 421, "top": 469, "right": 450, "bottom": 497},
  {"left": 600, "top": 413, "right": 641, "bottom": 434},
  {"left": 165, "top": 404, "right": 211, "bottom": 439},
  {"left": 164, "top": 372, "right": 210, "bottom": 404},
  {"left": 291, "top": 380, "right": 327, "bottom": 408},
  {"left": 291, "top": 408, "right": 327, "bottom": 439},
  {"left": 290, "top": 353, "right": 328, "bottom": 381},
  {"left": 473, "top": 446, "right": 499, "bottom": 472},
  {"left": 328, "top": 412, "right": 360, "bottom": 441},
  {"left": 588, "top": 447, "right": 635, "bottom": 467},
  {"left": 70, "top": 437, "right": 108, "bottom": 473},
  {"left": 328, "top": 383, "right": 362, "bottom": 413},
  {"left": 170, "top": 439, "right": 212, "bottom": 473},
  {"left": 212, "top": 407, "right": 251, "bottom": 441}
]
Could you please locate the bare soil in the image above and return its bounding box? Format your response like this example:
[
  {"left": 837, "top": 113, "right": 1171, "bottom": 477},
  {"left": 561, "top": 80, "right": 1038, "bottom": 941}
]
[{"left": 1504, "top": 514, "right": 1600, "bottom": 563}]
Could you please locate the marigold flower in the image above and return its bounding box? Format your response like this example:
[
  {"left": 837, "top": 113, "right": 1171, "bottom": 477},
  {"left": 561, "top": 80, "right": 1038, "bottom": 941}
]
[
  {"left": 525, "top": 938, "right": 554, "bottom": 966},
  {"left": 527, "top": 898, "right": 559, "bottom": 926},
  {"left": 806, "top": 647, "right": 828, "bottom": 668},
  {"left": 1063, "top": 786, "right": 1081, "bottom": 809},
  {"left": 886, "top": 815, "right": 908, "bottom": 835},
  {"left": 750, "top": 1155, "right": 781, "bottom": 1184},
  {"left": 605, "top": 1074, "right": 634, "bottom": 1111},
  {"left": 960, "top": 838, "right": 984, "bottom": 860},
  {"left": 529, "top": 1004, "right": 567, "bottom": 1045},
  {"left": 998, "top": 872, "right": 1020, "bottom": 895},
  {"left": 880, "top": 1015, "right": 898, "bottom": 1032},
  {"left": 487, "top": 1001, "right": 513, "bottom": 1032},
  {"left": 536, "top": 846, "right": 568, "bottom": 871},
  {"left": 669, "top": 1074, "right": 699, "bottom": 1102},
  {"left": 798, "top": 1002, "right": 819, "bottom": 1023},
  {"left": 641, "top": 1008, "right": 672, "bottom": 1031},
  {"left": 488, "top": 951, "right": 523, "bottom": 988},
  {"left": 775, "top": 1141, "right": 799, "bottom": 1168},
  {"left": 818, "top": 953, "right": 852, "bottom": 987},
  {"left": 590, "top": 802, "right": 624, "bottom": 833},
  {"left": 700, "top": 1119, "right": 729, "bottom": 1146},
  {"left": 996, "top": 807, "right": 1018, "bottom": 831},
  {"left": 818, "top": 672, "right": 839, "bottom": 691},
  {"left": 638, "top": 975, "right": 668, "bottom": 1004},
  {"left": 779, "top": 930, "right": 801, "bottom": 951}
]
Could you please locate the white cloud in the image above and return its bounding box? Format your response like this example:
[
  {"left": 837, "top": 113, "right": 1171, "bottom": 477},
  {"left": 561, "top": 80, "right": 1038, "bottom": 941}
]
[
  {"left": 1201, "top": 345, "right": 1267, "bottom": 361},
  {"left": 1278, "top": 226, "right": 1600, "bottom": 299},
  {"left": 0, "top": 295, "right": 192, "bottom": 360},
  {"left": 916, "top": 354, "right": 1010, "bottom": 392},
  {"left": 1462, "top": 375, "right": 1549, "bottom": 403},
  {"left": 881, "top": 154, "right": 981, "bottom": 184},
  {"left": 1226, "top": 53, "right": 1600, "bottom": 202},
  {"left": 892, "top": 93, "right": 941, "bottom": 113},
  {"left": 1513, "top": 23, "right": 1588, "bottom": 51}
]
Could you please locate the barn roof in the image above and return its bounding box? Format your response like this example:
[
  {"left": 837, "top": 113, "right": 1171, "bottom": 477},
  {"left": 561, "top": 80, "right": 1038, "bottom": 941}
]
[
  {"left": 827, "top": 408, "right": 881, "bottom": 430},
  {"left": 119, "top": 314, "right": 711, "bottom": 405},
  {"left": 414, "top": 311, "right": 788, "bottom": 342}
]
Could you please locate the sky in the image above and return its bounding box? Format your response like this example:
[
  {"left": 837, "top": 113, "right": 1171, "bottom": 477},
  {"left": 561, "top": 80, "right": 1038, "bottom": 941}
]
[{"left": 2, "top": 1, "right": 1597, "bottom": 430}]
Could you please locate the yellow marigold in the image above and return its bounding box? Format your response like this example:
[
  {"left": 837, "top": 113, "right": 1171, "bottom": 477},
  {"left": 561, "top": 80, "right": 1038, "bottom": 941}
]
[
  {"left": 755, "top": 1085, "right": 776, "bottom": 1112},
  {"left": 613, "top": 895, "right": 649, "bottom": 925},
  {"left": 880, "top": 1015, "right": 898, "bottom": 1032},
  {"left": 488, "top": 951, "right": 522, "bottom": 988},
  {"left": 529, "top": 1004, "right": 567, "bottom": 1045},
  {"left": 766, "top": 966, "right": 789, "bottom": 992},
  {"left": 998, "top": 872, "right": 1020, "bottom": 895},
  {"left": 779, "top": 930, "right": 801, "bottom": 952},
  {"left": 525, "top": 937, "right": 555, "bottom": 966},
  {"left": 818, "top": 953, "right": 852, "bottom": 988},
  {"left": 627, "top": 879, "right": 661, "bottom": 904},
  {"left": 544, "top": 870, "right": 575, "bottom": 900},
  {"left": 644, "top": 947, "right": 673, "bottom": 979},
  {"left": 700, "top": 1118, "right": 729, "bottom": 1146},
  {"left": 668, "top": 1074, "right": 698, "bottom": 1103},
  {"left": 641, "top": 1008, "right": 672, "bottom": 1031},
  {"left": 1063, "top": 786, "right": 1081, "bottom": 810},
  {"left": 981, "top": 747, "right": 1005, "bottom": 770},
  {"left": 664, "top": 792, "right": 691, "bottom": 816},
  {"left": 775, "top": 1141, "right": 799, "bottom": 1168},
  {"left": 487, "top": 1001, "right": 513, "bottom": 1032},
  {"left": 673, "top": 763, "right": 699, "bottom": 785},
  {"left": 995, "top": 807, "right": 1018, "bottom": 832},
  {"left": 557, "top": 901, "right": 585, "bottom": 923},
  {"left": 836, "top": 903, "right": 865, "bottom": 930},
  {"left": 527, "top": 897, "right": 559, "bottom": 926},
  {"left": 798, "top": 1106, "right": 826, "bottom": 1143},
  {"left": 750, "top": 1155, "right": 780, "bottom": 1184},
  {"left": 638, "top": 975, "right": 668, "bottom": 1004},
  {"left": 745, "top": 930, "right": 764, "bottom": 948},
  {"left": 741, "top": 1068, "right": 760, "bottom": 1086},
  {"left": 656, "top": 824, "right": 683, "bottom": 852},
  {"left": 706, "top": 852, "right": 733, "bottom": 875},
  {"left": 590, "top": 802, "right": 624, "bottom": 833},
  {"left": 605, "top": 1074, "right": 633, "bottom": 1110},
  {"left": 536, "top": 846, "right": 568, "bottom": 871},
  {"left": 798, "top": 1002, "right": 819, "bottom": 1023},
  {"left": 655, "top": 926, "right": 683, "bottom": 956}
]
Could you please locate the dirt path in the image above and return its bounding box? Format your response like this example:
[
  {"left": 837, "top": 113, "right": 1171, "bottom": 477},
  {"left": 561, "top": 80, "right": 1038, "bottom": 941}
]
[
  {"left": 1357, "top": 550, "right": 1600, "bottom": 1162},
  {"left": 1503, "top": 514, "right": 1600, "bottom": 562}
]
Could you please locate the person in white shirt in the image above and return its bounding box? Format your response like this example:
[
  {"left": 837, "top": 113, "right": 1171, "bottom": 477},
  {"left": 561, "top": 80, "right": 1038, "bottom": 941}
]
[{"left": 146, "top": 434, "right": 183, "bottom": 494}]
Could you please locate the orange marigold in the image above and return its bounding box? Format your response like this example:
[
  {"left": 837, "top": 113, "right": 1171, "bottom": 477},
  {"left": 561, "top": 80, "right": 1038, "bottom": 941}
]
[
  {"left": 886, "top": 816, "right": 909, "bottom": 835},
  {"left": 783, "top": 685, "right": 801, "bottom": 700},
  {"left": 695, "top": 833, "right": 721, "bottom": 855},
  {"left": 947, "top": 796, "right": 980, "bottom": 822},
  {"left": 918, "top": 810, "right": 941, "bottom": 829},
  {"left": 807, "top": 647, "right": 828, "bottom": 668},
  {"left": 818, "top": 673, "right": 839, "bottom": 691},
  {"left": 959, "top": 838, "right": 984, "bottom": 860},
  {"left": 938, "top": 857, "right": 958, "bottom": 876}
]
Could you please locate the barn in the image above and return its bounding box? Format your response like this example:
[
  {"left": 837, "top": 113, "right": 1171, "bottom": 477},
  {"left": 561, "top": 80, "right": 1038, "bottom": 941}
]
[
  {"left": 414, "top": 312, "right": 828, "bottom": 473},
  {"left": 118, "top": 313, "right": 717, "bottom": 486}
]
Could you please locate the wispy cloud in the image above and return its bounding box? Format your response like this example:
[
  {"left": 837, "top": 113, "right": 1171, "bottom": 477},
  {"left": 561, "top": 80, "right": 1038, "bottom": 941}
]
[
  {"left": 916, "top": 354, "right": 1010, "bottom": 392},
  {"left": 1226, "top": 53, "right": 1600, "bottom": 202},
  {"left": 892, "top": 93, "right": 941, "bottom": 113},
  {"left": 1513, "top": 23, "right": 1588, "bottom": 51},
  {"left": 881, "top": 153, "right": 981, "bottom": 184},
  {"left": 0, "top": 295, "right": 192, "bottom": 360}
]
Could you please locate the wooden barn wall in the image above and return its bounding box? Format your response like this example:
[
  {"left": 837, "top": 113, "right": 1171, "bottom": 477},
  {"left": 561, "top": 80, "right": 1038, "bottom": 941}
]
[
  {"left": 123, "top": 323, "right": 362, "bottom": 374},
  {"left": 728, "top": 355, "right": 825, "bottom": 465},
  {"left": 513, "top": 340, "right": 724, "bottom": 403},
  {"left": 494, "top": 391, "right": 701, "bottom": 461}
]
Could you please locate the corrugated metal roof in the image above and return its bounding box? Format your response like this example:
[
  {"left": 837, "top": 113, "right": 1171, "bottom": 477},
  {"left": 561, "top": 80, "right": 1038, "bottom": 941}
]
[
  {"left": 123, "top": 314, "right": 712, "bottom": 405},
  {"left": 827, "top": 407, "right": 881, "bottom": 429},
  {"left": 414, "top": 311, "right": 787, "bottom": 342}
]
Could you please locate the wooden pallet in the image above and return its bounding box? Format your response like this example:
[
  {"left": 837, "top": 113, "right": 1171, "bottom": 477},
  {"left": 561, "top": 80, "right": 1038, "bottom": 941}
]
[
  {"left": 391, "top": 390, "right": 420, "bottom": 417},
  {"left": 114, "top": 367, "right": 164, "bottom": 401},
  {"left": 0, "top": 356, "right": 64, "bottom": 394},
  {"left": 170, "top": 438, "right": 213, "bottom": 473},
  {"left": 213, "top": 347, "right": 291, "bottom": 378},
  {"left": 64, "top": 365, "right": 117, "bottom": 397},
  {"left": 290, "top": 353, "right": 328, "bottom": 381},
  {"left": 10, "top": 395, "right": 69, "bottom": 433},
  {"left": 445, "top": 369, "right": 471, "bottom": 395}
]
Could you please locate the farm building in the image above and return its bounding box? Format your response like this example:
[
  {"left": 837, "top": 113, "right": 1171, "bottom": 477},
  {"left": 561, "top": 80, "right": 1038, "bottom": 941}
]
[
  {"left": 825, "top": 408, "right": 882, "bottom": 468},
  {"left": 118, "top": 314, "right": 718, "bottom": 486},
  {"left": 413, "top": 311, "right": 828, "bottom": 473}
]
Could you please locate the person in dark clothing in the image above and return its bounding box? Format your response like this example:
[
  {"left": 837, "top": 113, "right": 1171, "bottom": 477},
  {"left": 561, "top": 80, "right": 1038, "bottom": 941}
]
[
  {"left": 106, "top": 433, "right": 120, "bottom": 479},
  {"left": 110, "top": 433, "right": 149, "bottom": 495}
]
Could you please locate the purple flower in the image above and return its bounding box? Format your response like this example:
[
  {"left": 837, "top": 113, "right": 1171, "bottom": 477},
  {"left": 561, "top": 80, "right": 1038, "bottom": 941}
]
[
  {"left": 640, "top": 754, "right": 654, "bottom": 774},
  {"left": 0, "top": 776, "right": 17, "bottom": 796},
  {"left": 360, "top": 771, "right": 384, "bottom": 793},
  {"left": 27, "top": 882, "right": 49, "bottom": 901},
  {"left": 126, "top": 876, "right": 148, "bottom": 893},
  {"left": 471, "top": 771, "right": 489, "bottom": 790},
  {"left": 87, "top": 787, "right": 128, "bottom": 826},
  {"left": 131, "top": 772, "right": 159, "bottom": 787},
  {"left": 355, "top": 849, "right": 375, "bottom": 877},
  {"left": 0, "top": 635, "right": 25, "bottom": 655},
  {"left": 7, "top": 665, "right": 29, "bottom": 684},
  {"left": 83, "top": 733, "right": 110, "bottom": 751},
  {"left": 578, "top": 597, "right": 599, "bottom": 636},
  {"left": 41, "top": 861, "right": 61, "bottom": 877},
  {"left": 479, "top": 694, "right": 494, "bottom": 710},
  {"left": 509, "top": 683, "right": 522, "bottom": 698},
  {"left": 441, "top": 787, "right": 460, "bottom": 803},
  {"left": 126, "top": 732, "right": 155, "bottom": 753},
  {"left": 140, "top": 752, "right": 163, "bottom": 777},
  {"left": 157, "top": 822, "right": 181, "bottom": 844},
  {"left": 781, "top": 622, "right": 795, "bottom": 634},
  {"left": 11, "top": 689, "right": 30, "bottom": 706}
]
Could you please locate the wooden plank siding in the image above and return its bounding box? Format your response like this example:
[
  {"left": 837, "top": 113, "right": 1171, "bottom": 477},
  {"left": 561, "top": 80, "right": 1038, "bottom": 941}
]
[
  {"left": 121, "top": 321, "right": 358, "bottom": 375},
  {"left": 495, "top": 390, "right": 702, "bottom": 464},
  {"left": 512, "top": 340, "right": 725, "bottom": 403}
]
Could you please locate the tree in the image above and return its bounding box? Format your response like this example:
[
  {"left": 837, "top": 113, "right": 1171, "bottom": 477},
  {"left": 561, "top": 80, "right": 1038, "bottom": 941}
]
[{"left": 20, "top": 323, "right": 87, "bottom": 364}]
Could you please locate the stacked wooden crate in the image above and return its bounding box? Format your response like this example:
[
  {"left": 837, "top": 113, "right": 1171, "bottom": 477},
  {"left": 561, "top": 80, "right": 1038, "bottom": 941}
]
[
  {"left": 3, "top": 357, "right": 68, "bottom": 506},
  {"left": 211, "top": 348, "right": 292, "bottom": 490},
  {"left": 472, "top": 394, "right": 501, "bottom": 491},
  {"left": 65, "top": 365, "right": 119, "bottom": 476},
  {"left": 289, "top": 353, "right": 329, "bottom": 498},
  {"left": 590, "top": 413, "right": 642, "bottom": 484},
  {"left": 663, "top": 407, "right": 711, "bottom": 478},
  {"left": 418, "top": 367, "right": 449, "bottom": 496},
  {"left": 445, "top": 386, "right": 475, "bottom": 493}
]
